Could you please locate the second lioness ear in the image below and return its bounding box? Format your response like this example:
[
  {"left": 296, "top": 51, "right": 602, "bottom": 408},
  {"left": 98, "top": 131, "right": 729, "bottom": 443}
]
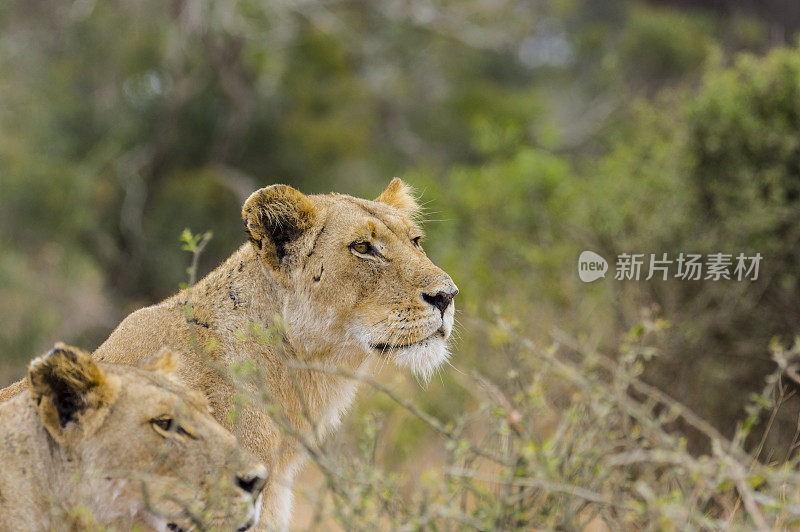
[
  {"left": 138, "top": 346, "right": 181, "bottom": 378},
  {"left": 28, "top": 343, "right": 120, "bottom": 446},
  {"left": 375, "top": 178, "right": 419, "bottom": 218},
  {"left": 242, "top": 184, "right": 317, "bottom": 269}
]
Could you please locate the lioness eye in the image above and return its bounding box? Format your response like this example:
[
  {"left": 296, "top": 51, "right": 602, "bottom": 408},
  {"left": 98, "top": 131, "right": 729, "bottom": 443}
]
[
  {"left": 411, "top": 236, "right": 423, "bottom": 248},
  {"left": 350, "top": 241, "right": 372, "bottom": 255},
  {"left": 151, "top": 417, "right": 197, "bottom": 439},
  {"left": 151, "top": 417, "right": 174, "bottom": 432}
]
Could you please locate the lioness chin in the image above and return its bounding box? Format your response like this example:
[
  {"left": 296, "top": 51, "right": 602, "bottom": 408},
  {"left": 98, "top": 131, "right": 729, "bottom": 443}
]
[{"left": 2, "top": 178, "right": 458, "bottom": 529}]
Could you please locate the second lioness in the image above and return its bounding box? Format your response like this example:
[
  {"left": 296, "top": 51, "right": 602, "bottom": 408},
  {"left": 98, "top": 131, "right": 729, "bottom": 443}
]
[
  {"left": 98, "top": 179, "right": 456, "bottom": 527},
  {"left": 0, "top": 344, "right": 266, "bottom": 531}
]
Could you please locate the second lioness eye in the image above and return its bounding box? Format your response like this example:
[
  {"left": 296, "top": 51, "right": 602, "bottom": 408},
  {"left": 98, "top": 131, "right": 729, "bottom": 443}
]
[
  {"left": 152, "top": 417, "right": 174, "bottom": 431},
  {"left": 351, "top": 241, "right": 372, "bottom": 254},
  {"left": 151, "top": 417, "right": 196, "bottom": 439}
]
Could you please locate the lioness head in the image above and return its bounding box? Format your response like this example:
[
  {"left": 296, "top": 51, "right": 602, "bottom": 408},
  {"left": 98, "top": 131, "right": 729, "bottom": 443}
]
[
  {"left": 242, "top": 178, "right": 458, "bottom": 381},
  {"left": 27, "top": 344, "right": 267, "bottom": 531}
]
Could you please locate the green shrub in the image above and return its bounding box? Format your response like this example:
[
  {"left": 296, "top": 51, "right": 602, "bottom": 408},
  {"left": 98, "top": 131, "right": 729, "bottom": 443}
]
[{"left": 582, "top": 42, "right": 800, "bottom": 448}]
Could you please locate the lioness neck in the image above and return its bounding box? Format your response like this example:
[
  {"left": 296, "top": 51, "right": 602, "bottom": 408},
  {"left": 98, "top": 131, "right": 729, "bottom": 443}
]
[
  {"left": 186, "top": 244, "right": 282, "bottom": 336},
  {"left": 178, "top": 243, "right": 369, "bottom": 433}
]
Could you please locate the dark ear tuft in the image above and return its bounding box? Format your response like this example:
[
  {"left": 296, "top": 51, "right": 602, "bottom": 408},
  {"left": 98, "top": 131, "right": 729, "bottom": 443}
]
[
  {"left": 242, "top": 185, "right": 317, "bottom": 268},
  {"left": 28, "top": 344, "right": 119, "bottom": 444}
]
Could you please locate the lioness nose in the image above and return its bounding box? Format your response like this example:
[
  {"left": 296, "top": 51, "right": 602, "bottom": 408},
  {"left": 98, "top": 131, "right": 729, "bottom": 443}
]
[
  {"left": 422, "top": 287, "right": 458, "bottom": 315},
  {"left": 236, "top": 465, "right": 268, "bottom": 495}
]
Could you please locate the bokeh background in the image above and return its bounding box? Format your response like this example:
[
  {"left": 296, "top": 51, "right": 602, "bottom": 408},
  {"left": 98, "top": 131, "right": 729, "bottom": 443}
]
[{"left": 3, "top": 0, "right": 800, "bottom": 527}]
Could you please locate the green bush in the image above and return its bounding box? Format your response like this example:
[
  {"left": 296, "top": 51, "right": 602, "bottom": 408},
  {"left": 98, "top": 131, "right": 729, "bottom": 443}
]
[{"left": 581, "top": 42, "right": 800, "bottom": 448}]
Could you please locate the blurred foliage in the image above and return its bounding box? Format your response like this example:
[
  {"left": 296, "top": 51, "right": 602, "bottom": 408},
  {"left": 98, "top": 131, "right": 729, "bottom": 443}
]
[
  {"left": 4, "top": 0, "right": 800, "bottom": 527},
  {"left": 619, "top": 5, "right": 716, "bottom": 82},
  {"left": 572, "top": 42, "right": 800, "bottom": 449}
]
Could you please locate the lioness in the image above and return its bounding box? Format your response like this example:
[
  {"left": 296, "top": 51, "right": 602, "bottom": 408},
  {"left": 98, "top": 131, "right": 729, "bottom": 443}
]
[
  {"left": 0, "top": 344, "right": 267, "bottom": 531},
  {"left": 1, "top": 179, "right": 458, "bottom": 528}
]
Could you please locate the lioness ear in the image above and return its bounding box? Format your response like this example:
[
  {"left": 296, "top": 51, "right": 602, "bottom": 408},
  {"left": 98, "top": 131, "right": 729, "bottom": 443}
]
[
  {"left": 28, "top": 343, "right": 120, "bottom": 445},
  {"left": 375, "top": 178, "right": 419, "bottom": 218},
  {"left": 242, "top": 184, "right": 317, "bottom": 269},
  {"left": 138, "top": 346, "right": 181, "bottom": 378}
]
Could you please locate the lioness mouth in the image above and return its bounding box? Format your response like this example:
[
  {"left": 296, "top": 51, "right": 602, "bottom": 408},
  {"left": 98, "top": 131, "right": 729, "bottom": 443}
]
[{"left": 371, "top": 328, "right": 445, "bottom": 352}]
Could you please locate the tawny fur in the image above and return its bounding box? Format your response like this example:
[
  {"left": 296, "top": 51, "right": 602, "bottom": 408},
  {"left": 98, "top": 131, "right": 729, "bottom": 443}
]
[
  {"left": 0, "top": 345, "right": 266, "bottom": 531},
  {"left": 0, "top": 179, "right": 458, "bottom": 529}
]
